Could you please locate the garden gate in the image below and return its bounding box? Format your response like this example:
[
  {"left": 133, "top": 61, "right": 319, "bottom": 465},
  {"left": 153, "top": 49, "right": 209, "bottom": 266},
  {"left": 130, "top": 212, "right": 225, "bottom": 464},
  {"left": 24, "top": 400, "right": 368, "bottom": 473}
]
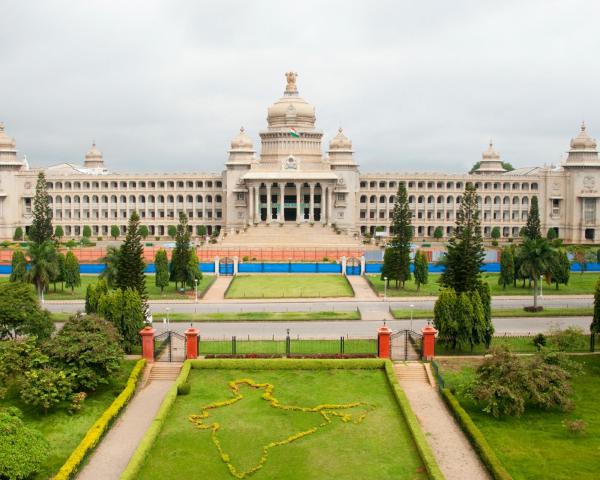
[
  {"left": 346, "top": 257, "right": 361, "bottom": 275},
  {"left": 390, "top": 329, "right": 422, "bottom": 361},
  {"left": 154, "top": 331, "right": 187, "bottom": 362},
  {"left": 220, "top": 256, "right": 234, "bottom": 276}
]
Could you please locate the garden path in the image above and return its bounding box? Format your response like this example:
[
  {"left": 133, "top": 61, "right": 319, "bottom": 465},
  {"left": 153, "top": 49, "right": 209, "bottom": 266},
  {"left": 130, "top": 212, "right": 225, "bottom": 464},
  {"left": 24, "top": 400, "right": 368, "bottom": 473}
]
[
  {"left": 395, "top": 363, "right": 490, "bottom": 480},
  {"left": 76, "top": 365, "right": 180, "bottom": 480},
  {"left": 203, "top": 276, "right": 233, "bottom": 301},
  {"left": 346, "top": 275, "right": 393, "bottom": 320}
]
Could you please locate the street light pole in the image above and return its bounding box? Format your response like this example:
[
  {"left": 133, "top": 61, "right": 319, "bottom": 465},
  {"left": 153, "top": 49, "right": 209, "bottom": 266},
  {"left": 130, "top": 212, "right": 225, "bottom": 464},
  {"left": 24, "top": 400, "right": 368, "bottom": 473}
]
[
  {"left": 410, "top": 304, "right": 414, "bottom": 332},
  {"left": 195, "top": 278, "right": 198, "bottom": 303},
  {"left": 540, "top": 274, "right": 543, "bottom": 299},
  {"left": 384, "top": 277, "right": 388, "bottom": 301},
  {"left": 166, "top": 307, "right": 170, "bottom": 331}
]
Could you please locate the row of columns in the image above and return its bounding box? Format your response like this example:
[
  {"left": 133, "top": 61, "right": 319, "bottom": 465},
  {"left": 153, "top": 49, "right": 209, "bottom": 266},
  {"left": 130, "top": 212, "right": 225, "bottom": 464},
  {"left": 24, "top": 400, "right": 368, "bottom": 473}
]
[{"left": 247, "top": 182, "right": 334, "bottom": 225}]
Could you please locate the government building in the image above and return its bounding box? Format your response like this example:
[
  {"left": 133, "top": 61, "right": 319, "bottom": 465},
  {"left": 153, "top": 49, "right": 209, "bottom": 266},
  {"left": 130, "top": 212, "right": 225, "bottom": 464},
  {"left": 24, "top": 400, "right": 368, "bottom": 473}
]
[{"left": 0, "top": 72, "right": 599, "bottom": 244}]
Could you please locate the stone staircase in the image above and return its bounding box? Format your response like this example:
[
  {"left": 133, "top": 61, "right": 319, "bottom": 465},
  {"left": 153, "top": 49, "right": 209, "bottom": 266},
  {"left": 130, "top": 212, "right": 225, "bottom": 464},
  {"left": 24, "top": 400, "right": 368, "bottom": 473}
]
[
  {"left": 219, "top": 223, "right": 361, "bottom": 247},
  {"left": 148, "top": 363, "right": 182, "bottom": 382},
  {"left": 394, "top": 362, "right": 430, "bottom": 385}
]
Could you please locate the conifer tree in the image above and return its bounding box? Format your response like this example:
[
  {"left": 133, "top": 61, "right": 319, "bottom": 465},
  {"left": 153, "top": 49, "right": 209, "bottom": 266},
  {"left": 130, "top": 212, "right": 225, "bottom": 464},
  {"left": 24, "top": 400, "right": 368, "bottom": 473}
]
[
  {"left": 550, "top": 249, "right": 570, "bottom": 290},
  {"left": 186, "top": 248, "right": 202, "bottom": 287},
  {"left": 380, "top": 247, "right": 400, "bottom": 287},
  {"left": 116, "top": 212, "right": 147, "bottom": 312},
  {"left": 384, "top": 182, "right": 412, "bottom": 288},
  {"left": 440, "top": 184, "right": 485, "bottom": 293},
  {"left": 524, "top": 196, "right": 541, "bottom": 240},
  {"left": 64, "top": 250, "right": 80, "bottom": 293},
  {"left": 29, "top": 172, "right": 54, "bottom": 244},
  {"left": 498, "top": 246, "right": 514, "bottom": 289},
  {"left": 13, "top": 226, "right": 23, "bottom": 241},
  {"left": 413, "top": 250, "right": 429, "bottom": 291},
  {"left": 154, "top": 249, "right": 170, "bottom": 293},
  {"left": 54, "top": 225, "right": 64, "bottom": 240},
  {"left": 9, "top": 250, "right": 27, "bottom": 282},
  {"left": 171, "top": 213, "right": 191, "bottom": 289},
  {"left": 433, "top": 288, "right": 459, "bottom": 348},
  {"left": 53, "top": 252, "right": 66, "bottom": 291},
  {"left": 97, "top": 287, "right": 144, "bottom": 352}
]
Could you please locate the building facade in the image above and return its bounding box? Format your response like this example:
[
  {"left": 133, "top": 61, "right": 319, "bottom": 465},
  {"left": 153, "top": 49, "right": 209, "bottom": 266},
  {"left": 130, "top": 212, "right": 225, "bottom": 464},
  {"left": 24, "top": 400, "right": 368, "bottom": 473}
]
[{"left": 1, "top": 72, "right": 599, "bottom": 243}]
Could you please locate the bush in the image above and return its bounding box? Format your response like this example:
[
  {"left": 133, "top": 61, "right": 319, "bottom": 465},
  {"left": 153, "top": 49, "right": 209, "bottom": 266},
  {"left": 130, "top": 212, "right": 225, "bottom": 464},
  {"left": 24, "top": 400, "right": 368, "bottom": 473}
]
[
  {"left": 533, "top": 333, "right": 547, "bottom": 351},
  {"left": 491, "top": 239, "right": 498, "bottom": 247},
  {"left": 82, "top": 225, "right": 92, "bottom": 238},
  {"left": 13, "top": 226, "right": 23, "bottom": 241},
  {"left": 45, "top": 314, "right": 123, "bottom": 391},
  {"left": 0, "top": 282, "right": 54, "bottom": 341},
  {"left": 242, "top": 256, "right": 249, "bottom": 262},
  {"left": 97, "top": 236, "right": 103, "bottom": 241},
  {"left": 0, "top": 338, "right": 49, "bottom": 398},
  {"left": 548, "top": 326, "right": 587, "bottom": 352},
  {"left": 0, "top": 407, "right": 50, "bottom": 480},
  {"left": 20, "top": 367, "right": 73, "bottom": 413},
  {"left": 65, "top": 239, "right": 77, "bottom": 248},
  {"left": 177, "top": 381, "right": 191, "bottom": 395},
  {"left": 562, "top": 419, "right": 587, "bottom": 436}
]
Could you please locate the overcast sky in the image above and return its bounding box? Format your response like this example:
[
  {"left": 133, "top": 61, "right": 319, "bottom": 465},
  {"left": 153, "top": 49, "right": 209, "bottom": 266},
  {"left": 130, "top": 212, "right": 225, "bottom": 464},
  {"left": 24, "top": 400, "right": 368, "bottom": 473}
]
[{"left": 1, "top": 0, "right": 599, "bottom": 173}]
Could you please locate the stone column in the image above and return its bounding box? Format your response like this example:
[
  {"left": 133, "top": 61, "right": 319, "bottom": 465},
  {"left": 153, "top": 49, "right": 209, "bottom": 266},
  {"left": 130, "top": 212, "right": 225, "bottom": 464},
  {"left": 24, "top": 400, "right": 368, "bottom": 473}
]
[
  {"left": 327, "top": 185, "right": 333, "bottom": 226},
  {"left": 277, "top": 184, "right": 283, "bottom": 222},
  {"left": 139, "top": 326, "right": 155, "bottom": 362},
  {"left": 341, "top": 256, "right": 347, "bottom": 275},
  {"left": 266, "top": 184, "right": 272, "bottom": 224},
  {"left": 377, "top": 323, "right": 392, "bottom": 359},
  {"left": 321, "top": 187, "right": 327, "bottom": 225},
  {"left": 214, "top": 256, "right": 220, "bottom": 276},
  {"left": 421, "top": 324, "right": 438, "bottom": 360},
  {"left": 233, "top": 256, "right": 239, "bottom": 275},
  {"left": 254, "top": 186, "right": 260, "bottom": 223},
  {"left": 309, "top": 183, "right": 315, "bottom": 222},
  {"left": 185, "top": 327, "right": 199, "bottom": 360},
  {"left": 296, "top": 183, "right": 301, "bottom": 223},
  {"left": 248, "top": 185, "right": 253, "bottom": 225}
]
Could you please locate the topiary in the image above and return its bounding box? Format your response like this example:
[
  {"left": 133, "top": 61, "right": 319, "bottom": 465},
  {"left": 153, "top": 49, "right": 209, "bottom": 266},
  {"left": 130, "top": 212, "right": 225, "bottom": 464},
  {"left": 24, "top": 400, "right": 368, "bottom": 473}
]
[
  {"left": 533, "top": 333, "right": 547, "bottom": 351},
  {"left": 177, "top": 381, "right": 191, "bottom": 395},
  {"left": 0, "top": 407, "right": 50, "bottom": 479}
]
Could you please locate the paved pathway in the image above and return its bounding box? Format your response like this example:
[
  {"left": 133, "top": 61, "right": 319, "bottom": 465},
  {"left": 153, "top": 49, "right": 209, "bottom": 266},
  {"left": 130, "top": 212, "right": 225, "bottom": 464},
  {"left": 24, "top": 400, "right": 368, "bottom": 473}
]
[
  {"left": 203, "top": 276, "right": 233, "bottom": 301},
  {"left": 346, "top": 276, "right": 393, "bottom": 320},
  {"left": 395, "top": 363, "right": 489, "bottom": 480},
  {"left": 76, "top": 370, "right": 177, "bottom": 480}
]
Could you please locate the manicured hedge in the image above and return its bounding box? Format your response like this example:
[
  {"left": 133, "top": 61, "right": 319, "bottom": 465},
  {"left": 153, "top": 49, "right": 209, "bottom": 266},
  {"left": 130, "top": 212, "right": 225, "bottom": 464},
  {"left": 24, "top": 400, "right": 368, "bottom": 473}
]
[
  {"left": 120, "top": 361, "right": 191, "bottom": 480},
  {"left": 384, "top": 362, "right": 445, "bottom": 480},
  {"left": 441, "top": 388, "right": 512, "bottom": 480},
  {"left": 52, "top": 359, "right": 146, "bottom": 480},
  {"left": 121, "top": 359, "right": 444, "bottom": 480}
]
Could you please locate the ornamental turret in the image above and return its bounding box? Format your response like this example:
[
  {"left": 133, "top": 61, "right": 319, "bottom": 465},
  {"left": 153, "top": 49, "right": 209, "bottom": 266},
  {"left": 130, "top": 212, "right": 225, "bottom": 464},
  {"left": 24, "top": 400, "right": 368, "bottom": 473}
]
[
  {"left": 472, "top": 140, "right": 506, "bottom": 174},
  {"left": 564, "top": 122, "right": 599, "bottom": 167},
  {"left": 83, "top": 142, "right": 105, "bottom": 169}
]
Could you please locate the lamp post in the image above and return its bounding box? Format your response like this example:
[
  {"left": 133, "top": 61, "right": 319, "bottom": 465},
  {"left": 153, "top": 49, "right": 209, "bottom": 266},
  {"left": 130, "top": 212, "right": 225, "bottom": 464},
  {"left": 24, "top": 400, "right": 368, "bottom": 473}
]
[
  {"left": 384, "top": 277, "right": 388, "bottom": 301},
  {"left": 165, "top": 307, "right": 170, "bottom": 331},
  {"left": 194, "top": 278, "right": 198, "bottom": 303},
  {"left": 410, "top": 304, "right": 415, "bottom": 332},
  {"left": 540, "top": 274, "right": 543, "bottom": 299}
]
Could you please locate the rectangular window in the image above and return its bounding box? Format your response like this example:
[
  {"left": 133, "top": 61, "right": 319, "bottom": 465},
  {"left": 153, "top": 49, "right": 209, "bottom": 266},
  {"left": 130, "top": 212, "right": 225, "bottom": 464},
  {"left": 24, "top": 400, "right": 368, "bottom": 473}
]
[
  {"left": 236, "top": 192, "right": 245, "bottom": 201},
  {"left": 584, "top": 198, "right": 596, "bottom": 224},
  {"left": 552, "top": 198, "right": 561, "bottom": 216}
]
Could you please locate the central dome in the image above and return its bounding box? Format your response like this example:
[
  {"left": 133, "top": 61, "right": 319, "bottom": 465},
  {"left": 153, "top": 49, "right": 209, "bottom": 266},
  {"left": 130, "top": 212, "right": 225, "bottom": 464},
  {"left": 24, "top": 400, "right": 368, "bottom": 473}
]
[{"left": 266, "top": 72, "right": 316, "bottom": 129}]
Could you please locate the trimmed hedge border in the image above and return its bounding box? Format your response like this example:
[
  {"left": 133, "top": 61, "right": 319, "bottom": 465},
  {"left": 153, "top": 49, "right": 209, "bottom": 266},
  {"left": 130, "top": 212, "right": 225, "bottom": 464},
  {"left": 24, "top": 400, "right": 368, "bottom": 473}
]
[
  {"left": 121, "top": 359, "right": 443, "bottom": 480},
  {"left": 52, "top": 358, "right": 146, "bottom": 480},
  {"left": 440, "top": 388, "right": 512, "bottom": 480},
  {"left": 120, "top": 361, "right": 191, "bottom": 480}
]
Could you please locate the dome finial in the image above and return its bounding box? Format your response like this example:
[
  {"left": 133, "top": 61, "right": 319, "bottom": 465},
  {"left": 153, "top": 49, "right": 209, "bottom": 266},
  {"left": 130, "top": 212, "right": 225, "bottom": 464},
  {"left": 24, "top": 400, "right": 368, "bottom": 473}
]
[
  {"left": 240, "top": 126, "right": 245, "bottom": 133},
  {"left": 284, "top": 71, "right": 298, "bottom": 95},
  {"left": 0, "top": 122, "right": 4, "bottom": 132},
  {"left": 581, "top": 121, "right": 586, "bottom": 132}
]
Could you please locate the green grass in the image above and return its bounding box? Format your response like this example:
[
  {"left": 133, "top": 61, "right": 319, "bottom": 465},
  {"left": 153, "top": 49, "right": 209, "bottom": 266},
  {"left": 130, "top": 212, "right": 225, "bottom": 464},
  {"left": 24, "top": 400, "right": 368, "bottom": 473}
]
[
  {"left": 438, "top": 355, "right": 600, "bottom": 480},
  {"left": 198, "top": 338, "right": 377, "bottom": 355},
  {"left": 0, "top": 274, "right": 214, "bottom": 300},
  {"left": 368, "top": 272, "right": 600, "bottom": 297},
  {"left": 225, "top": 275, "right": 354, "bottom": 299},
  {"left": 0, "top": 359, "right": 136, "bottom": 479},
  {"left": 136, "top": 367, "right": 429, "bottom": 480},
  {"left": 391, "top": 306, "right": 594, "bottom": 319}
]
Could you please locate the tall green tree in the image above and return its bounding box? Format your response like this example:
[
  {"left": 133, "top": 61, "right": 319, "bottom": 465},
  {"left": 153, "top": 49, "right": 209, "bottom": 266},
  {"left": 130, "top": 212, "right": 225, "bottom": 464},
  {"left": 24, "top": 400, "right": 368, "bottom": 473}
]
[
  {"left": 54, "top": 225, "right": 64, "bottom": 241},
  {"left": 434, "top": 289, "right": 459, "bottom": 349},
  {"left": 523, "top": 196, "right": 541, "bottom": 240},
  {"left": 139, "top": 224, "right": 149, "bottom": 239},
  {"left": 491, "top": 226, "right": 501, "bottom": 241},
  {"left": 110, "top": 225, "right": 120, "bottom": 240},
  {"left": 498, "top": 246, "right": 515, "bottom": 289},
  {"left": 384, "top": 182, "right": 412, "bottom": 288},
  {"left": 186, "top": 248, "right": 202, "bottom": 288},
  {"left": 168, "top": 225, "right": 177, "bottom": 239},
  {"left": 10, "top": 250, "right": 27, "bottom": 282},
  {"left": 52, "top": 252, "right": 66, "bottom": 291},
  {"left": 0, "top": 282, "right": 54, "bottom": 340},
  {"left": 29, "top": 172, "right": 54, "bottom": 244},
  {"left": 413, "top": 250, "right": 429, "bottom": 291},
  {"left": 26, "top": 241, "right": 58, "bottom": 298},
  {"left": 440, "top": 184, "right": 485, "bottom": 293},
  {"left": 99, "top": 245, "right": 120, "bottom": 287},
  {"left": 550, "top": 249, "right": 570, "bottom": 290},
  {"left": 517, "top": 238, "right": 555, "bottom": 310},
  {"left": 476, "top": 281, "right": 494, "bottom": 347},
  {"left": 116, "top": 212, "right": 147, "bottom": 311},
  {"left": 97, "top": 288, "right": 144, "bottom": 352},
  {"left": 154, "top": 249, "right": 170, "bottom": 293},
  {"left": 433, "top": 227, "right": 443, "bottom": 240},
  {"left": 64, "top": 250, "right": 81, "bottom": 293},
  {"left": 171, "top": 213, "right": 192, "bottom": 289},
  {"left": 380, "top": 247, "right": 400, "bottom": 287}
]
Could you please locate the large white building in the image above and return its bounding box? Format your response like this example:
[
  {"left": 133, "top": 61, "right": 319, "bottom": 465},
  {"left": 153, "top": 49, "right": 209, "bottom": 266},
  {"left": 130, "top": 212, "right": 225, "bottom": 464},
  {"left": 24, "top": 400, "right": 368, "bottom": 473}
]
[{"left": 1, "top": 72, "right": 599, "bottom": 243}]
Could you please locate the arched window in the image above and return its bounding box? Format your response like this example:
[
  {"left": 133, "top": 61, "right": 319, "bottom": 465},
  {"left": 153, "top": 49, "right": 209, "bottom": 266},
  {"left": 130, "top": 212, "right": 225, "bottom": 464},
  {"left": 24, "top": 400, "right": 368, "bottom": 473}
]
[
  {"left": 206, "top": 195, "right": 213, "bottom": 203},
  {"left": 55, "top": 195, "right": 62, "bottom": 204},
  {"left": 167, "top": 195, "right": 174, "bottom": 203},
  {"left": 494, "top": 196, "right": 501, "bottom": 205},
  {"left": 512, "top": 197, "right": 520, "bottom": 205},
  {"left": 437, "top": 195, "right": 444, "bottom": 204},
  {"left": 92, "top": 195, "right": 99, "bottom": 203},
  {"left": 418, "top": 195, "right": 425, "bottom": 204},
  {"left": 427, "top": 195, "right": 434, "bottom": 204},
  {"left": 484, "top": 196, "right": 492, "bottom": 205},
  {"left": 176, "top": 195, "right": 184, "bottom": 203},
  {"left": 148, "top": 195, "right": 155, "bottom": 203},
  {"left": 186, "top": 195, "right": 193, "bottom": 203},
  {"left": 446, "top": 195, "right": 454, "bottom": 204},
  {"left": 82, "top": 195, "right": 90, "bottom": 203},
  {"left": 370, "top": 195, "right": 376, "bottom": 204},
  {"left": 120, "top": 195, "right": 127, "bottom": 203},
  {"left": 110, "top": 195, "right": 117, "bottom": 203},
  {"left": 158, "top": 195, "right": 165, "bottom": 203},
  {"left": 379, "top": 195, "right": 386, "bottom": 203},
  {"left": 531, "top": 183, "right": 538, "bottom": 190},
  {"left": 129, "top": 195, "right": 136, "bottom": 203},
  {"left": 408, "top": 195, "right": 415, "bottom": 203},
  {"left": 196, "top": 195, "right": 203, "bottom": 203},
  {"left": 360, "top": 195, "right": 367, "bottom": 203},
  {"left": 522, "top": 196, "right": 529, "bottom": 206},
  {"left": 64, "top": 195, "right": 71, "bottom": 204},
  {"left": 216, "top": 194, "right": 222, "bottom": 203},
  {"left": 389, "top": 195, "right": 395, "bottom": 203},
  {"left": 139, "top": 195, "right": 146, "bottom": 203}
]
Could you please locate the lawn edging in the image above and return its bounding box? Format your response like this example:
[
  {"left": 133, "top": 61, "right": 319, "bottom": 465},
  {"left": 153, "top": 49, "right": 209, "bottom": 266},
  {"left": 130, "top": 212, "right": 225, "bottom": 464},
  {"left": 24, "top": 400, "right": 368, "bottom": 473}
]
[
  {"left": 383, "top": 362, "right": 444, "bottom": 480},
  {"left": 52, "top": 358, "right": 146, "bottom": 480},
  {"left": 121, "top": 361, "right": 192, "bottom": 480},
  {"left": 439, "top": 388, "right": 512, "bottom": 480},
  {"left": 363, "top": 274, "right": 382, "bottom": 297},
  {"left": 121, "top": 358, "right": 444, "bottom": 480},
  {"left": 198, "top": 274, "right": 218, "bottom": 299}
]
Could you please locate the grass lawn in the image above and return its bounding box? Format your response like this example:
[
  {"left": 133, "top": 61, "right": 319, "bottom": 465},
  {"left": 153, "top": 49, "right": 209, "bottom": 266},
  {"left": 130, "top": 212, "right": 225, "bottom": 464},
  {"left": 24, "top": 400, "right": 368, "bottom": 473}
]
[
  {"left": 0, "top": 359, "right": 136, "bottom": 479},
  {"left": 391, "top": 306, "right": 594, "bottom": 319},
  {"left": 136, "top": 367, "right": 429, "bottom": 480},
  {"left": 437, "top": 355, "right": 600, "bottom": 480},
  {"left": 367, "top": 272, "right": 600, "bottom": 297},
  {"left": 225, "top": 275, "right": 354, "bottom": 299},
  {"left": 0, "top": 274, "right": 214, "bottom": 300},
  {"left": 199, "top": 338, "right": 378, "bottom": 355}
]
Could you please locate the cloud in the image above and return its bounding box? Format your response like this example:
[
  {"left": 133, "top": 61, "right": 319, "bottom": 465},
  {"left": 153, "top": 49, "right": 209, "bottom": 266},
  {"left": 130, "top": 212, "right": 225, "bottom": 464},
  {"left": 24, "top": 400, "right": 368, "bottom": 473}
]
[{"left": 1, "top": 0, "right": 599, "bottom": 173}]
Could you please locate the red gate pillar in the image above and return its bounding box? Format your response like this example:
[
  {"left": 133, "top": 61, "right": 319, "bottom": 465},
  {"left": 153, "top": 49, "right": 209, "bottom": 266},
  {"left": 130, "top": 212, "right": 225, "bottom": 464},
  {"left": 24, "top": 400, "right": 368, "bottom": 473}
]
[
  {"left": 377, "top": 323, "right": 392, "bottom": 359},
  {"left": 421, "top": 324, "right": 438, "bottom": 361},
  {"left": 185, "top": 327, "right": 199, "bottom": 359},
  {"left": 139, "top": 326, "right": 155, "bottom": 362}
]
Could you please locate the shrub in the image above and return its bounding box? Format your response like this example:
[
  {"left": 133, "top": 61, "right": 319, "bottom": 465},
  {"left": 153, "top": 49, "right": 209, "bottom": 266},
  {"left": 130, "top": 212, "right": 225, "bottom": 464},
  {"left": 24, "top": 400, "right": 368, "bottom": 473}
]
[
  {"left": 111, "top": 225, "right": 120, "bottom": 240},
  {"left": 0, "top": 282, "right": 54, "bottom": 341},
  {"left": 0, "top": 338, "right": 49, "bottom": 397},
  {"left": 20, "top": 367, "right": 73, "bottom": 413},
  {"left": 491, "top": 239, "right": 498, "bottom": 247},
  {"left": 97, "top": 236, "right": 103, "bottom": 241},
  {"left": 82, "top": 225, "right": 92, "bottom": 238},
  {"left": 533, "top": 333, "right": 547, "bottom": 351},
  {"left": 13, "top": 226, "right": 23, "bottom": 241},
  {"left": 242, "top": 256, "right": 249, "bottom": 262},
  {"left": 97, "top": 288, "right": 144, "bottom": 353},
  {"left": 65, "top": 239, "right": 77, "bottom": 248},
  {"left": 548, "top": 325, "right": 587, "bottom": 352},
  {"left": 139, "top": 225, "right": 149, "bottom": 239},
  {"left": 177, "top": 381, "right": 191, "bottom": 395},
  {"left": 0, "top": 407, "right": 50, "bottom": 480},
  {"left": 562, "top": 418, "right": 587, "bottom": 436},
  {"left": 167, "top": 225, "right": 177, "bottom": 239},
  {"left": 45, "top": 314, "right": 123, "bottom": 391},
  {"left": 9, "top": 249, "right": 27, "bottom": 282}
]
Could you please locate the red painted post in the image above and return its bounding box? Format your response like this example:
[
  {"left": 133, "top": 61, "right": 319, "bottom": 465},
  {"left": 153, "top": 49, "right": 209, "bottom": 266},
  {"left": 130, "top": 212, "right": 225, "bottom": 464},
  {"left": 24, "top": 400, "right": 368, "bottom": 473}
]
[
  {"left": 139, "top": 326, "right": 155, "bottom": 363},
  {"left": 185, "top": 327, "right": 199, "bottom": 359},
  {"left": 377, "top": 324, "right": 392, "bottom": 359},
  {"left": 421, "top": 324, "right": 438, "bottom": 361}
]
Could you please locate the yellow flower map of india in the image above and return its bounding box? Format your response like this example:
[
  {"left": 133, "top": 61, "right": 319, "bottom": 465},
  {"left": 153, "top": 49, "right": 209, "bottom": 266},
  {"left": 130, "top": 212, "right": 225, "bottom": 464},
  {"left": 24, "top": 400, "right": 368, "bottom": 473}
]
[{"left": 189, "top": 379, "right": 375, "bottom": 479}]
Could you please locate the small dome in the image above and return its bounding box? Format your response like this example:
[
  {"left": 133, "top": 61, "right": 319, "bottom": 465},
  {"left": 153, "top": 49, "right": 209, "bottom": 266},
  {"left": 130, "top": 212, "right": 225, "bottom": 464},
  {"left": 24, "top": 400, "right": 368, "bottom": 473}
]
[
  {"left": 0, "top": 123, "right": 17, "bottom": 149},
  {"left": 230, "top": 127, "right": 254, "bottom": 150},
  {"left": 85, "top": 142, "right": 103, "bottom": 160},
  {"left": 570, "top": 122, "right": 597, "bottom": 150},
  {"left": 329, "top": 128, "right": 352, "bottom": 150},
  {"left": 482, "top": 140, "right": 500, "bottom": 160}
]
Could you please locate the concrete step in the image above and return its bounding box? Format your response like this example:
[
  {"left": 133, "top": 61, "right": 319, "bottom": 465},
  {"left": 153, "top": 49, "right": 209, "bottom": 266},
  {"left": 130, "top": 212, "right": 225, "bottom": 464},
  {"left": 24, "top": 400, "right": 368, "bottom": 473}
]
[
  {"left": 148, "top": 363, "right": 182, "bottom": 382},
  {"left": 394, "top": 363, "right": 429, "bottom": 384}
]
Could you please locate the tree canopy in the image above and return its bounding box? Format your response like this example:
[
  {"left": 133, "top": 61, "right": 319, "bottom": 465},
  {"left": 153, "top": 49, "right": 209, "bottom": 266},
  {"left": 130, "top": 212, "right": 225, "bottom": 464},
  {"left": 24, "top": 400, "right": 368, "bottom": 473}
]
[
  {"left": 116, "top": 212, "right": 147, "bottom": 311},
  {"left": 0, "top": 282, "right": 53, "bottom": 340}
]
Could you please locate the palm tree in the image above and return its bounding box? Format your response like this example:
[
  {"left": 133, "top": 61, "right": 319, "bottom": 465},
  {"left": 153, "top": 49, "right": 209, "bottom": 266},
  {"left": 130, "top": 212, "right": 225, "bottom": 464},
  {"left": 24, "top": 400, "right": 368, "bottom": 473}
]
[
  {"left": 27, "top": 240, "right": 58, "bottom": 299},
  {"left": 99, "top": 245, "right": 120, "bottom": 288},
  {"left": 517, "top": 238, "right": 556, "bottom": 310}
]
